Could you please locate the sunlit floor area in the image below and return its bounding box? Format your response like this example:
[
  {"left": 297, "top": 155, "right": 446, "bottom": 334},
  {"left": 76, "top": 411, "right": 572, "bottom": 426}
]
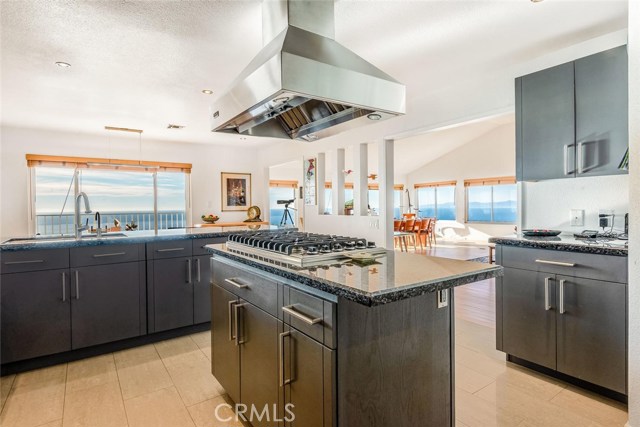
[{"left": 0, "top": 248, "right": 628, "bottom": 427}]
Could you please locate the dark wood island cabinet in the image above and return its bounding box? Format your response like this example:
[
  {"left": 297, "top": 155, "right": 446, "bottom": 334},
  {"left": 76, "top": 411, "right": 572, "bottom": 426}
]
[{"left": 207, "top": 245, "right": 502, "bottom": 427}]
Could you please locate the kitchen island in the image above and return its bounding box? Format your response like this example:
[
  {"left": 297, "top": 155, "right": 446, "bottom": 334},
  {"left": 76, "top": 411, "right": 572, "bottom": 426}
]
[
  {"left": 206, "top": 243, "right": 502, "bottom": 427},
  {"left": 490, "top": 234, "right": 628, "bottom": 400}
]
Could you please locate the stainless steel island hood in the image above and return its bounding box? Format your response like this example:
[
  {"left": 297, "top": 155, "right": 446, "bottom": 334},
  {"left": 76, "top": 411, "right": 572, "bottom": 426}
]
[{"left": 210, "top": 0, "right": 406, "bottom": 142}]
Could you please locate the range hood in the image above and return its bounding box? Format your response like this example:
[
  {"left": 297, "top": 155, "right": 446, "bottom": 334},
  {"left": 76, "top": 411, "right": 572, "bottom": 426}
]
[{"left": 210, "top": 0, "right": 406, "bottom": 142}]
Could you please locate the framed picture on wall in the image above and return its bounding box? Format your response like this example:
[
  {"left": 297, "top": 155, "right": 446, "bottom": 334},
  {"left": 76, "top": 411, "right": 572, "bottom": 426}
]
[
  {"left": 303, "top": 158, "right": 317, "bottom": 205},
  {"left": 221, "top": 172, "right": 251, "bottom": 211}
]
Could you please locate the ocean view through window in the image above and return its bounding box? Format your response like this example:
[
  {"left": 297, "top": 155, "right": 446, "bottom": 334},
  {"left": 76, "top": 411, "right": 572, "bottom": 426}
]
[
  {"left": 466, "top": 182, "right": 517, "bottom": 223},
  {"left": 416, "top": 185, "right": 456, "bottom": 220},
  {"left": 33, "top": 166, "right": 188, "bottom": 235}
]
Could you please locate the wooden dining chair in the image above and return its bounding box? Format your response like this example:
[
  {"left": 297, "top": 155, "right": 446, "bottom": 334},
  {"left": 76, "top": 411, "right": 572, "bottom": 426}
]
[
  {"left": 403, "top": 219, "right": 416, "bottom": 251},
  {"left": 415, "top": 218, "right": 431, "bottom": 250},
  {"left": 428, "top": 218, "right": 437, "bottom": 246},
  {"left": 393, "top": 220, "right": 402, "bottom": 250}
]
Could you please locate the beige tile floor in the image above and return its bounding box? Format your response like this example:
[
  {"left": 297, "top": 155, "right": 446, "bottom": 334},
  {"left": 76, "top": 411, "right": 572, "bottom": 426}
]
[{"left": 0, "top": 268, "right": 628, "bottom": 427}]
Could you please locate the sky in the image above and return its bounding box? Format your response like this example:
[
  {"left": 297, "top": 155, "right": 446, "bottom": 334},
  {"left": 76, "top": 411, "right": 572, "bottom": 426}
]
[{"left": 35, "top": 167, "right": 186, "bottom": 214}]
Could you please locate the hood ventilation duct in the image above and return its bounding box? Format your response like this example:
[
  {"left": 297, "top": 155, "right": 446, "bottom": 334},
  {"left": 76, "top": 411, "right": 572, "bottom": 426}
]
[{"left": 210, "top": 0, "right": 406, "bottom": 142}]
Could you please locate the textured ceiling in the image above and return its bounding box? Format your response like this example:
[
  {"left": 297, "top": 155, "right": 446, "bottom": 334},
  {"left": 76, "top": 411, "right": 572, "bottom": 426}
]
[{"left": 0, "top": 0, "right": 628, "bottom": 147}]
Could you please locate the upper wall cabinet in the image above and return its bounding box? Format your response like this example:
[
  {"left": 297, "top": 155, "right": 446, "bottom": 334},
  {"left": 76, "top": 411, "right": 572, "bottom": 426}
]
[{"left": 516, "top": 45, "right": 628, "bottom": 181}]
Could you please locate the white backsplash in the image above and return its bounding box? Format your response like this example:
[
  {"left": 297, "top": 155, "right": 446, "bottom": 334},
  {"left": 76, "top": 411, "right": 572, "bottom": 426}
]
[{"left": 522, "top": 174, "right": 629, "bottom": 232}]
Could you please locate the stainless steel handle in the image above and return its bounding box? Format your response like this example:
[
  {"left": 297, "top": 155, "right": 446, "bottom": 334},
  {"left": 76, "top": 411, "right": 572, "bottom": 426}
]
[
  {"left": 156, "top": 247, "right": 185, "bottom": 253},
  {"left": 234, "top": 303, "right": 246, "bottom": 345},
  {"left": 92, "top": 252, "right": 126, "bottom": 258},
  {"left": 544, "top": 277, "right": 552, "bottom": 311},
  {"left": 225, "top": 278, "right": 248, "bottom": 289},
  {"left": 196, "top": 258, "right": 201, "bottom": 282},
  {"left": 228, "top": 300, "right": 239, "bottom": 341},
  {"left": 559, "top": 279, "right": 566, "bottom": 314},
  {"left": 74, "top": 270, "right": 80, "bottom": 300},
  {"left": 576, "top": 141, "right": 584, "bottom": 174},
  {"left": 563, "top": 143, "right": 575, "bottom": 175},
  {"left": 535, "top": 259, "right": 576, "bottom": 267},
  {"left": 61, "top": 272, "right": 66, "bottom": 302},
  {"left": 4, "top": 259, "right": 44, "bottom": 265},
  {"left": 282, "top": 305, "right": 322, "bottom": 325},
  {"left": 186, "top": 259, "right": 192, "bottom": 284},
  {"left": 279, "top": 331, "right": 291, "bottom": 387}
]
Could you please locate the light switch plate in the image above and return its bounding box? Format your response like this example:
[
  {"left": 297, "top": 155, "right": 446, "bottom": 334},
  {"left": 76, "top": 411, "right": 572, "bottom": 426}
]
[{"left": 570, "top": 209, "right": 584, "bottom": 227}]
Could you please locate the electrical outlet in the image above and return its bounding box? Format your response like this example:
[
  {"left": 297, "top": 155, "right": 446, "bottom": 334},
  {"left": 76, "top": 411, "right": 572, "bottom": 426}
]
[
  {"left": 570, "top": 209, "right": 584, "bottom": 227},
  {"left": 599, "top": 209, "right": 614, "bottom": 229}
]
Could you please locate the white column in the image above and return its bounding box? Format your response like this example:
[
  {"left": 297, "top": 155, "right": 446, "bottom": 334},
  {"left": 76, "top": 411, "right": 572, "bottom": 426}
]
[
  {"left": 353, "top": 143, "right": 369, "bottom": 216},
  {"left": 316, "top": 153, "right": 326, "bottom": 215},
  {"left": 332, "top": 148, "right": 345, "bottom": 215},
  {"left": 626, "top": 2, "right": 640, "bottom": 425},
  {"left": 378, "top": 139, "right": 394, "bottom": 249}
]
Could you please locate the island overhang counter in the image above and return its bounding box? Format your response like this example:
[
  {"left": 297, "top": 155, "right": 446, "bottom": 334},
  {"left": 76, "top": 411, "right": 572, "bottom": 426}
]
[{"left": 206, "top": 243, "right": 502, "bottom": 427}]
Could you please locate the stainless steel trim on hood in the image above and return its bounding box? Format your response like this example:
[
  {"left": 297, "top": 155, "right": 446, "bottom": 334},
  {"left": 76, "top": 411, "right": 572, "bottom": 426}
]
[{"left": 210, "top": 0, "right": 406, "bottom": 142}]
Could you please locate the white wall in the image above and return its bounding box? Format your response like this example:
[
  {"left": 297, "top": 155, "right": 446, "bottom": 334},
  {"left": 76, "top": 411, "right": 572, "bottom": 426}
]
[
  {"left": 0, "top": 126, "right": 266, "bottom": 238},
  {"left": 627, "top": 1, "right": 639, "bottom": 425},
  {"left": 522, "top": 175, "right": 629, "bottom": 232},
  {"left": 405, "top": 123, "right": 516, "bottom": 242}
]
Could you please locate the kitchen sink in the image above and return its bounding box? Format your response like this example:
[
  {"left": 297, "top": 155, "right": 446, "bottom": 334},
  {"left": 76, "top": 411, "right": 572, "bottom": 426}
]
[{"left": 2, "top": 233, "right": 128, "bottom": 245}]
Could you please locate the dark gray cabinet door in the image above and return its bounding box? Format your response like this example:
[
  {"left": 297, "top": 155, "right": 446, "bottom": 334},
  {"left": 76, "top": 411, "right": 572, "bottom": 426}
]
[
  {"left": 240, "top": 302, "right": 282, "bottom": 422},
  {"left": 556, "top": 276, "right": 626, "bottom": 393},
  {"left": 286, "top": 328, "right": 329, "bottom": 427},
  {"left": 152, "top": 257, "right": 194, "bottom": 332},
  {"left": 518, "top": 62, "right": 576, "bottom": 181},
  {"left": 211, "top": 284, "right": 240, "bottom": 404},
  {"left": 1, "top": 269, "right": 71, "bottom": 363},
  {"left": 71, "top": 262, "right": 143, "bottom": 349},
  {"left": 194, "top": 255, "right": 212, "bottom": 324},
  {"left": 575, "top": 45, "right": 628, "bottom": 178},
  {"left": 501, "top": 267, "right": 556, "bottom": 369}
]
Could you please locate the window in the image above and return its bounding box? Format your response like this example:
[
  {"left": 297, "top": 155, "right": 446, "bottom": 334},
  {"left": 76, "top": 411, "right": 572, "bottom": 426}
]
[
  {"left": 28, "top": 154, "right": 190, "bottom": 235},
  {"left": 367, "top": 188, "right": 379, "bottom": 215},
  {"left": 465, "top": 177, "right": 517, "bottom": 223},
  {"left": 393, "top": 186, "right": 404, "bottom": 219},
  {"left": 268, "top": 180, "right": 297, "bottom": 226},
  {"left": 414, "top": 181, "right": 457, "bottom": 220}
]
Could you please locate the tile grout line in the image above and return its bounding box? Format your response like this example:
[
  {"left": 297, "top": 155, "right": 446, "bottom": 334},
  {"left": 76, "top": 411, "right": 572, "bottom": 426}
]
[
  {"left": 112, "top": 352, "right": 131, "bottom": 427},
  {"left": 60, "top": 363, "right": 69, "bottom": 427},
  {"left": 0, "top": 375, "right": 16, "bottom": 418}
]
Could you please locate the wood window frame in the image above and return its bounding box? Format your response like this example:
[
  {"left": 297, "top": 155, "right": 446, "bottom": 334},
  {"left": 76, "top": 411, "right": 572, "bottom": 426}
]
[{"left": 26, "top": 154, "right": 192, "bottom": 173}]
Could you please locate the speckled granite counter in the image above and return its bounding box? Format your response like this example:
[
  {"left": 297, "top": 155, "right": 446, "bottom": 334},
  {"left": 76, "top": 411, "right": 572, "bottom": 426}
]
[
  {"left": 489, "top": 234, "right": 628, "bottom": 257},
  {"left": 206, "top": 243, "right": 503, "bottom": 306},
  {"left": 0, "top": 226, "right": 282, "bottom": 251}
]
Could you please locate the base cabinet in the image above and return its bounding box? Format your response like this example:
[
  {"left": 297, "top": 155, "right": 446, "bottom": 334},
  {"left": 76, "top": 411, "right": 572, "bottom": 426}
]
[
  {"left": 497, "top": 245, "right": 628, "bottom": 394},
  {"left": 151, "top": 256, "right": 194, "bottom": 332},
  {"left": 211, "top": 284, "right": 240, "bottom": 403},
  {"left": 1, "top": 269, "right": 71, "bottom": 363},
  {"left": 194, "top": 255, "right": 213, "bottom": 324}
]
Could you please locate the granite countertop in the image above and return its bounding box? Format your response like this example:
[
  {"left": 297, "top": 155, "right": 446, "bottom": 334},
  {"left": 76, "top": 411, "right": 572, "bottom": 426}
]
[
  {"left": 489, "top": 234, "right": 628, "bottom": 257},
  {"left": 206, "top": 243, "right": 503, "bottom": 306},
  {"left": 0, "top": 226, "right": 283, "bottom": 251}
]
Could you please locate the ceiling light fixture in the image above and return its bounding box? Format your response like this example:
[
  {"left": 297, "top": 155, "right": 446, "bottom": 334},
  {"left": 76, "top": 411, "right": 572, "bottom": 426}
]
[
  {"left": 530, "top": 0, "right": 544, "bottom": 3},
  {"left": 167, "top": 124, "right": 185, "bottom": 129},
  {"left": 202, "top": 89, "right": 214, "bottom": 95},
  {"left": 55, "top": 61, "right": 71, "bottom": 68},
  {"left": 367, "top": 113, "right": 382, "bottom": 121}
]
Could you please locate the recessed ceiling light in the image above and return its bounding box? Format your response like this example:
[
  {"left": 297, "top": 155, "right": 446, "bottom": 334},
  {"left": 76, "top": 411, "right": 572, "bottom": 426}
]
[
  {"left": 55, "top": 61, "right": 71, "bottom": 68},
  {"left": 530, "top": 0, "right": 544, "bottom": 3},
  {"left": 202, "top": 89, "right": 214, "bottom": 95},
  {"left": 367, "top": 113, "right": 382, "bottom": 121},
  {"left": 167, "top": 124, "right": 185, "bottom": 129}
]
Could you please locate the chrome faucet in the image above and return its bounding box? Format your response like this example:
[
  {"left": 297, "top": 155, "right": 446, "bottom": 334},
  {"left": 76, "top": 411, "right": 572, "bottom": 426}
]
[
  {"left": 75, "top": 192, "right": 92, "bottom": 239},
  {"left": 95, "top": 212, "right": 102, "bottom": 238}
]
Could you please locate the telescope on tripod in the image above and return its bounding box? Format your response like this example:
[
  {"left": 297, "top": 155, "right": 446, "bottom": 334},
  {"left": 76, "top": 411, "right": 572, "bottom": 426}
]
[{"left": 277, "top": 199, "right": 296, "bottom": 226}]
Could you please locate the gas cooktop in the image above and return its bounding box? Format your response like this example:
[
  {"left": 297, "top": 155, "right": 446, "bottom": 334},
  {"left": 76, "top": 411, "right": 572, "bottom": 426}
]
[{"left": 225, "top": 231, "right": 386, "bottom": 267}]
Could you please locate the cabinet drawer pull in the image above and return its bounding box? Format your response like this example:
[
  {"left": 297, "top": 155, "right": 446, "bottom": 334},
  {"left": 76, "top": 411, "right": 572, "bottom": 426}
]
[
  {"left": 156, "top": 247, "right": 185, "bottom": 252},
  {"left": 544, "top": 277, "right": 552, "bottom": 311},
  {"left": 279, "top": 331, "right": 292, "bottom": 387},
  {"left": 535, "top": 259, "right": 576, "bottom": 267},
  {"left": 4, "top": 259, "right": 44, "bottom": 265},
  {"left": 61, "top": 272, "right": 66, "bottom": 302},
  {"left": 559, "top": 279, "right": 566, "bottom": 314},
  {"left": 234, "top": 303, "right": 246, "bottom": 345},
  {"left": 75, "top": 270, "right": 80, "bottom": 300},
  {"left": 225, "top": 278, "right": 248, "bottom": 289},
  {"left": 228, "top": 300, "right": 239, "bottom": 341},
  {"left": 196, "top": 258, "right": 201, "bottom": 282},
  {"left": 563, "top": 143, "right": 576, "bottom": 175},
  {"left": 282, "top": 305, "right": 322, "bottom": 325},
  {"left": 92, "top": 252, "right": 126, "bottom": 258},
  {"left": 186, "top": 259, "right": 192, "bottom": 284}
]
